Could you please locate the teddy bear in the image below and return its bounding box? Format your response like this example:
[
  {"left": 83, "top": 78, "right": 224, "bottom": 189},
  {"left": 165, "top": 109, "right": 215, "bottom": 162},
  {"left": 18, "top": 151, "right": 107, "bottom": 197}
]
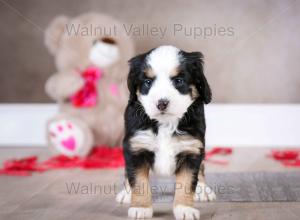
[{"left": 44, "top": 13, "right": 135, "bottom": 157}]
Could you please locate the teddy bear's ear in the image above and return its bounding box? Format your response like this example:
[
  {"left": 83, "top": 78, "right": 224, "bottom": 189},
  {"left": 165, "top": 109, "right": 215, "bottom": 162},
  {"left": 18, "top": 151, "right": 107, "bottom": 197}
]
[{"left": 44, "top": 15, "right": 69, "bottom": 55}]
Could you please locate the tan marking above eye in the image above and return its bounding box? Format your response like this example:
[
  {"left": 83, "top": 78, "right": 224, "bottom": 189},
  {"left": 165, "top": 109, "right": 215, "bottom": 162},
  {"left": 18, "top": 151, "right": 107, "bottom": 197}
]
[
  {"left": 145, "top": 66, "right": 180, "bottom": 78},
  {"left": 169, "top": 66, "right": 180, "bottom": 77},
  {"left": 145, "top": 68, "right": 155, "bottom": 78}
]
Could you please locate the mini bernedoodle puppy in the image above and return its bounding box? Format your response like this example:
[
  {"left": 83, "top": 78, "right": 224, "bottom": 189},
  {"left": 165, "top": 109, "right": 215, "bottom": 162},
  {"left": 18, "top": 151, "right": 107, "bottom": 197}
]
[{"left": 116, "top": 45, "right": 216, "bottom": 220}]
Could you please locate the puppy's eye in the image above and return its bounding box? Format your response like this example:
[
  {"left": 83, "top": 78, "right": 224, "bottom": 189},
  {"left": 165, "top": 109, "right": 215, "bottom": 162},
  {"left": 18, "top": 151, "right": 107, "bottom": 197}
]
[
  {"left": 173, "top": 78, "right": 184, "bottom": 87},
  {"left": 143, "top": 79, "right": 153, "bottom": 88}
]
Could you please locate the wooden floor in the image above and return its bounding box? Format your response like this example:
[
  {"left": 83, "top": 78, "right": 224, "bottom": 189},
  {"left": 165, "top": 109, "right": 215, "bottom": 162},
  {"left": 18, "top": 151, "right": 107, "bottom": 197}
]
[{"left": 0, "top": 148, "right": 300, "bottom": 220}]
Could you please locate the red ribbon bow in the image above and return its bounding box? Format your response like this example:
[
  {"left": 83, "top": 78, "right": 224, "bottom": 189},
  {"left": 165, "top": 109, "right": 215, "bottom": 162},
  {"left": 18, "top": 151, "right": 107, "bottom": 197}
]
[{"left": 71, "top": 66, "right": 102, "bottom": 107}]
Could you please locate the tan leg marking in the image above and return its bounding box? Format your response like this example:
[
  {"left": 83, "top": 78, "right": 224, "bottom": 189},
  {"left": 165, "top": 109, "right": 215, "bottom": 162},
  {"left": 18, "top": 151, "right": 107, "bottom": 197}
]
[
  {"left": 173, "top": 168, "right": 200, "bottom": 220},
  {"left": 131, "top": 166, "right": 152, "bottom": 208},
  {"left": 174, "top": 168, "right": 195, "bottom": 207}
]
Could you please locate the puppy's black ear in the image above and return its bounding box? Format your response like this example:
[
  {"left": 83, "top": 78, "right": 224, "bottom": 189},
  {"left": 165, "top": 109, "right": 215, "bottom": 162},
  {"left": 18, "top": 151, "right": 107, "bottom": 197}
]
[
  {"left": 127, "top": 53, "right": 146, "bottom": 103},
  {"left": 185, "top": 51, "right": 212, "bottom": 104}
]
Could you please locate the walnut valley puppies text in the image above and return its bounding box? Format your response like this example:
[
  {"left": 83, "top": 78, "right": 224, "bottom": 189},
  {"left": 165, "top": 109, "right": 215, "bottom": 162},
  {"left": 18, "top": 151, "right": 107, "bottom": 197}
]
[{"left": 66, "top": 23, "right": 235, "bottom": 39}]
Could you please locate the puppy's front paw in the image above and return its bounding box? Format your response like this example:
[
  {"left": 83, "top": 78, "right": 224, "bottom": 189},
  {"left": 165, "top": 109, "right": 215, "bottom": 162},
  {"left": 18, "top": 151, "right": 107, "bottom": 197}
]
[
  {"left": 194, "top": 182, "right": 216, "bottom": 202},
  {"left": 116, "top": 188, "right": 131, "bottom": 204},
  {"left": 174, "top": 205, "right": 200, "bottom": 220},
  {"left": 128, "top": 207, "right": 153, "bottom": 219}
]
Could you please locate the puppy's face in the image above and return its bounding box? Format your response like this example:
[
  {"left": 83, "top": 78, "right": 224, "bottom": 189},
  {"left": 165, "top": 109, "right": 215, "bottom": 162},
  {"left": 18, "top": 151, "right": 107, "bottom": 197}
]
[{"left": 128, "top": 46, "right": 211, "bottom": 123}]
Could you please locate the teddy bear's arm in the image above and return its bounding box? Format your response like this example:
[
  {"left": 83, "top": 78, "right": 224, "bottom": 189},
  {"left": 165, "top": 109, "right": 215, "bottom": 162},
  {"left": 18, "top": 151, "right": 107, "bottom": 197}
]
[{"left": 45, "top": 71, "right": 84, "bottom": 101}]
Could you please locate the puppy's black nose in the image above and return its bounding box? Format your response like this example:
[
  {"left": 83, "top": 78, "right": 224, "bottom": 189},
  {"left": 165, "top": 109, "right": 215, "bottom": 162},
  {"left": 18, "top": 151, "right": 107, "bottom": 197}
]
[{"left": 157, "top": 99, "right": 169, "bottom": 111}]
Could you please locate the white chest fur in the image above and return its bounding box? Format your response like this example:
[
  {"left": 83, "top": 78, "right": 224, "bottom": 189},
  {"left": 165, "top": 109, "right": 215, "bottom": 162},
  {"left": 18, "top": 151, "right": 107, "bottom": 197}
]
[
  {"left": 130, "top": 122, "right": 202, "bottom": 176},
  {"left": 153, "top": 123, "right": 178, "bottom": 176}
]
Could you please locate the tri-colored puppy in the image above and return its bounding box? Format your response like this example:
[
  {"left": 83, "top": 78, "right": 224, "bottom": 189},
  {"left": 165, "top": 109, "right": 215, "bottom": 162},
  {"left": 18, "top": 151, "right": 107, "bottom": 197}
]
[{"left": 116, "top": 45, "right": 215, "bottom": 220}]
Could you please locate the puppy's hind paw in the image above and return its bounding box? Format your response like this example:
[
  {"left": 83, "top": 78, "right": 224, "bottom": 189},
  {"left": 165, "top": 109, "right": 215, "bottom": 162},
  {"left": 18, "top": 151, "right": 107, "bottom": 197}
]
[
  {"left": 194, "top": 182, "right": 216, "bottom": 202},
  {"left": 173, "top": 205, "right": 200, "bottom": 220},
  {"left": 116, "top": 188, "right": 131, "bottom": 204},
  {"left": 128, "top": 207, "right": 153, "bottom": 219}
]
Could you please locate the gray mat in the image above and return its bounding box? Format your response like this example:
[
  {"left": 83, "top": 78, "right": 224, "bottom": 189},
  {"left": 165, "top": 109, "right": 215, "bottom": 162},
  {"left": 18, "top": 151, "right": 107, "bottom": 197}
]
[{"left": 149, "top": 172, "right": 300, "bottom": 202}]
